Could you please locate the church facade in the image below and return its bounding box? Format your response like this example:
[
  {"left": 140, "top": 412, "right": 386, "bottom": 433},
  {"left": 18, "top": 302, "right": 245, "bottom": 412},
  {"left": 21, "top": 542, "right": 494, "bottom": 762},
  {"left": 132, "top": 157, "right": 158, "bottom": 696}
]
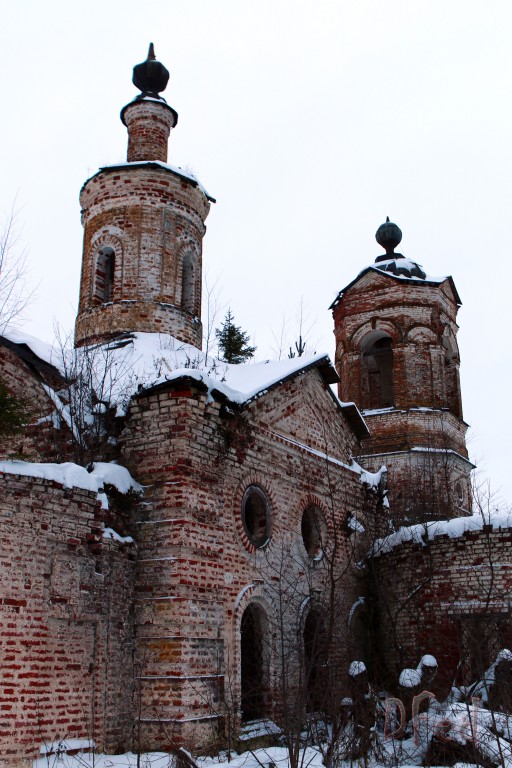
[{"left": 0, "top": 47, "right": 511, "bottom": 767}]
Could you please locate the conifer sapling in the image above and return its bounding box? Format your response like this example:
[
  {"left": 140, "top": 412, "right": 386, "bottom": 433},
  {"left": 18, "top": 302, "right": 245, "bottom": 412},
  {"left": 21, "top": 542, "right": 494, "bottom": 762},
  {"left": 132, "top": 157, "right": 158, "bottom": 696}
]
[{"left": 215, "top": 309, "right": 256, "bottom": 364}]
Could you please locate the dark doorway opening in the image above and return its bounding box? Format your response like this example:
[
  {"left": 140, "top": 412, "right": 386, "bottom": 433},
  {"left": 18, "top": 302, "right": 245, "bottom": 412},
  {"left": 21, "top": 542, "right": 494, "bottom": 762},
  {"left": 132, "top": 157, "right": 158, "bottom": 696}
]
[
  {"left": 241, "top": 604, "right": 266, "bottom": 721},
  {"left": 304, "top": 609, "right": 328, "bottom": 712}
]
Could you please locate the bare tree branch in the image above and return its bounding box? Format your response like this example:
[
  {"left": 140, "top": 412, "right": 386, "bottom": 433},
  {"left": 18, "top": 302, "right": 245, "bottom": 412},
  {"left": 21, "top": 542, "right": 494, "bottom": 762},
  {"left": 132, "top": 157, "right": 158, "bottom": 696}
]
[{"left": 0, "top": 201, "right": 34, "bottom": 333}]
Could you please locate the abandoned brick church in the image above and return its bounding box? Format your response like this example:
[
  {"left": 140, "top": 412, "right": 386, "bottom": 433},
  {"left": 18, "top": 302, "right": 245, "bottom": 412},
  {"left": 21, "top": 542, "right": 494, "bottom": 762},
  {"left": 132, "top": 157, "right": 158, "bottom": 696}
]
[{"left": 1, "top": 47, "right": 511, "bottom": 767}]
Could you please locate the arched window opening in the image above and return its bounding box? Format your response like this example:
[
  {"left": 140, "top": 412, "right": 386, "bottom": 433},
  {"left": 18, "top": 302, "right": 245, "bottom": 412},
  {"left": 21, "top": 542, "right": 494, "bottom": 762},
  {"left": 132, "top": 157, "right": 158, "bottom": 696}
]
[
  {"left": 362, "top": 334, "right": 394, "bottom": 408},
  {"left": 181, "top": 252, "right": 196, "bottom": 314},
  {"left": 304, "top": 609, "right": 328, "bottom": 712},
  {"left": 242, "top": 486, "right": 270, "bottom": 548},
  {"left": 94, "top": 246, "right": 115, "bottom": 303},
  {"left": 301, "top": 506, "right": 325, "bottom": 560},
  {"left": 241, "top": 604, "right": 267, "bottom": 721}
]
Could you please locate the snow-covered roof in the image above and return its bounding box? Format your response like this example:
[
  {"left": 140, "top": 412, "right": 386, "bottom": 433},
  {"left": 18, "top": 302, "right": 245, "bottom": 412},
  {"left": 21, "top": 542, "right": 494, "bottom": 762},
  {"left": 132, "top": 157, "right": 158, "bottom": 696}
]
[
  {"left": 0, "top": 326, "right": 62, "bottom": 372},
  {"left": 85, "top": 160, "right": 215, "bottom": 202},
  {"left": 329, "top": 258, "right": 461, "bottom": 309},
  {"left": 0, "top": 328, "right": 368, "bottom": 436}
]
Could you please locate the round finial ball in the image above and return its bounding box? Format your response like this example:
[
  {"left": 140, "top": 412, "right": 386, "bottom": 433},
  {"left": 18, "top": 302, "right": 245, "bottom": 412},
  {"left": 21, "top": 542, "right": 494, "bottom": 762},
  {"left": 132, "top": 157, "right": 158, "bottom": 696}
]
[
  {"left": 376, "top": 217, "right": 402, "bottom": 252},
  {"left": 132, "top": 43, "right": 170, "bottom": 96}
]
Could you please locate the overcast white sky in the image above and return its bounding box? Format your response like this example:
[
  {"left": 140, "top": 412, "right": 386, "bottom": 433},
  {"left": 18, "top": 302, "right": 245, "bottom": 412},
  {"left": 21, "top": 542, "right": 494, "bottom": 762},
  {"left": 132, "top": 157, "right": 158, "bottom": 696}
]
[{"left": 0, "top": 0, "right": 510, "bottom": 502}]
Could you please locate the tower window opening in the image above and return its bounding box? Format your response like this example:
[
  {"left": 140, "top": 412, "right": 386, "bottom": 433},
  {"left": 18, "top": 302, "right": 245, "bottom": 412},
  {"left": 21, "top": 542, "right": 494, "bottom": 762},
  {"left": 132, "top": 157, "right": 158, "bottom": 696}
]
[
  {"left": 182, "top": 252, "right": 196, "bottom": 314},
  {"left": 362, "top": 334, "right": 394, "bottom": 408},
  {"left": 242, "top": 486, "right": 270, "bottom": 548},
  {"left": 94, "top": 246, "right": 115, "bottom": 303}
]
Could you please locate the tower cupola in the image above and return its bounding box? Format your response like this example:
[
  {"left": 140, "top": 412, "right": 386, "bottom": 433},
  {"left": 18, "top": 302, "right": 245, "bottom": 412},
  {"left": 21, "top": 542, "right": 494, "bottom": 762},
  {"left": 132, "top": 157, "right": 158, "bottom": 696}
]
[
  {"left": 75, "top": 46, "right": 213, "bottom": 349},
  {"left": 121, "top": 44, "right": 178, "bottom": 163}
]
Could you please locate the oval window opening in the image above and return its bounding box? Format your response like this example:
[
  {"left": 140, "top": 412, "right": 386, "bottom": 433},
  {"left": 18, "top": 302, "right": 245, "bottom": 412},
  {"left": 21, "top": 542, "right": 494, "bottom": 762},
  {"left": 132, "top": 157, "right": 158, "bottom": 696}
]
[{"left": 242, "top": 487, "right": 270, "bottom": 548}]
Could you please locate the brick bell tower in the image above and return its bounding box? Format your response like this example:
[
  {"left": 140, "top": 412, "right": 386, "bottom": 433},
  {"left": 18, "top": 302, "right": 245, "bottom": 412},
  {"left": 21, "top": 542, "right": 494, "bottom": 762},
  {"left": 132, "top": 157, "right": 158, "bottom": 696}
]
[
  {"left": 75, "top": 44, "right": 213, "bottom": 348},
  {"left": 331, "top": 219, "right": 474, "bottom": 525}
]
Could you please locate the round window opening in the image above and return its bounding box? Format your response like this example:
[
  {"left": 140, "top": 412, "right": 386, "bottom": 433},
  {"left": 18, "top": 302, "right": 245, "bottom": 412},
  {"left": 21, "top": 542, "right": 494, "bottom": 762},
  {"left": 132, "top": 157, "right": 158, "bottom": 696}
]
[
  {"left": 242, "top": 487, "right": 270, "bottom": 548},
  {"left": 301, "top": 506, "right": 325, "bottom": 559}
]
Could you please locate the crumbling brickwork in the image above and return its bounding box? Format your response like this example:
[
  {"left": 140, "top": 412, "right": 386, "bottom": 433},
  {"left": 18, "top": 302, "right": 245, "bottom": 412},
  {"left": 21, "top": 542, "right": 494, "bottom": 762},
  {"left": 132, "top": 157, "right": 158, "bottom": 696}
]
[
  {"left": 371, "top": 526, "right": 512, "bottom": 695},
  {"left": 0, "top": 474, "right": 135, "bottom": 767},
  {"left": 332, "top": 265, "right": 472, "bottom": 525},
  {"left": 120, "top": 367, "right": 367, "bottom": 749},
  {"left": 1, "top": 48, "right": 504, "bottom": 766},
  {"left": 75, "top": 163, "right": 210, "bottom": 348}
]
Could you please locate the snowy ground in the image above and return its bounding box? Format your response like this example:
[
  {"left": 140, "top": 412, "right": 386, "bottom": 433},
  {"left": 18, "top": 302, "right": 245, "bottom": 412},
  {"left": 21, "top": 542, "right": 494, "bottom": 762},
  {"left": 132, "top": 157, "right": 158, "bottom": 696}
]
[
  {"left": 33, "top": 746, "right": 324, "bottom": 768},
  {"left": 30, "top": 743, "right": 485, "bottom": 768}
]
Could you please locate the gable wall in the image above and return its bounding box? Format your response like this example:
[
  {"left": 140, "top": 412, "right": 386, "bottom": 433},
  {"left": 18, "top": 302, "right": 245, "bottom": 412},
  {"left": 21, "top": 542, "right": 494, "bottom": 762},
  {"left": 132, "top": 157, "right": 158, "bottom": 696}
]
[{"left": 120, "top": 371, "right": 368, "bottom": 749}]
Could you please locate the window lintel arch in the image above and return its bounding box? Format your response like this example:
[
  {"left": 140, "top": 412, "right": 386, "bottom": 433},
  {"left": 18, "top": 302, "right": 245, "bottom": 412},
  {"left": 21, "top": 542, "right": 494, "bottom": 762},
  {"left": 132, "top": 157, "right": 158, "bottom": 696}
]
[{"left": 350, "top": 319, "right": 399, "bottom": 351}]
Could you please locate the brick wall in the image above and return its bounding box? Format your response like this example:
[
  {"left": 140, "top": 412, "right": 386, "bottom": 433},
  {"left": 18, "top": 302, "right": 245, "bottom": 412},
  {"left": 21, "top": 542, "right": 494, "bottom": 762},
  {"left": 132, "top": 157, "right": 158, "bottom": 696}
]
[
  {"left": 370, "top": 525, "right": 512, "bottom": 694},
  {"left": 0, "top": 473, "right": 135, "bottom": 767}
]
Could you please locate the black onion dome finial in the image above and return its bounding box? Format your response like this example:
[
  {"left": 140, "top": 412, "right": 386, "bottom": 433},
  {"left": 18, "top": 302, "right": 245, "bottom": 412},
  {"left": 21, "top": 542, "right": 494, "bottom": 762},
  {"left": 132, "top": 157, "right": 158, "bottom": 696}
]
[
  {"left": 375, "top": 216, "right": 403, "bottom": 262},
  {"left": 132, "top": 43, "right": 170, "bottom": 99}
]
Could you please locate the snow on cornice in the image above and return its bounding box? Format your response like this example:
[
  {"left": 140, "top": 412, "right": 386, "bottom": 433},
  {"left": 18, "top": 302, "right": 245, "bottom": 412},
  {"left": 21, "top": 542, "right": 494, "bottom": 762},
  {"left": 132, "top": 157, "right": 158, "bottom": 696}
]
[
  {"left": 89, "top": 160, "right": 215, "bottom": 202},
  {"left": 371, "top": 511, "right": 512, "bottom": 557}
]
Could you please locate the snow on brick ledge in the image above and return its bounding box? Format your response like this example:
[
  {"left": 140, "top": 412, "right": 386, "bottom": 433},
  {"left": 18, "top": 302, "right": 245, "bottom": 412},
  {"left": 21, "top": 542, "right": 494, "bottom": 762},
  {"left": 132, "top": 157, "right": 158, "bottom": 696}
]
[
  {"left": 371, "top": 510, "right": 512, "bottom": 557},
  {"left": 0, "top": 460, "right": 141, "bottom": 509}
]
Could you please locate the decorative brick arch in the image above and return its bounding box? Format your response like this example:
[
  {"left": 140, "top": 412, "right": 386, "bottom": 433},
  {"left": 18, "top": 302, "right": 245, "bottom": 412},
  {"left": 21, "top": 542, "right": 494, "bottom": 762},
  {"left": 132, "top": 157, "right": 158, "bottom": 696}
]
[
  {"left": 231, "top": 585, "right": 277, "bottom": 722},
  {"left": 350, "top": 319, "right": 400, "bottom": 351},
  {"left": 348, "top": 595, "right": 370, "bottom": 664},
  {"left": 89, "top": 229, "right": 124, "bottom": 305},
  {"left": 300, "top": 599, "right": 330, "bottom": 711},
  {"left": 442, "top": 327, "right": 460, "bottom": 363},
  {"left": 406, "top": 325, "right": 438, "bottom": 344}
]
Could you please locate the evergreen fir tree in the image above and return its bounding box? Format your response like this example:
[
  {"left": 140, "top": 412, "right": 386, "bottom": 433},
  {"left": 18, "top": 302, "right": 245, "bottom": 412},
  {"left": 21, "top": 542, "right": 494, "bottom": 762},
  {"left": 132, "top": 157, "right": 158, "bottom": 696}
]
[
  {"left": 215, "top": 309, "right": 256, "bottom": 364},
  {"left": 0, "top": 382, "right": 30, "bottom": 438}
]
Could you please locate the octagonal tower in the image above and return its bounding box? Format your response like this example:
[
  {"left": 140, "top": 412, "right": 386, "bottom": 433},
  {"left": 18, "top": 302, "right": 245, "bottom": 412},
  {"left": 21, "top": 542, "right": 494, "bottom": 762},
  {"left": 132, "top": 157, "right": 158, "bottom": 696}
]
[
  {"left": 331, "top": 220, "right": 474, "bottom": 525},
  {"left": 75, "top": 45, "right": 213, "bottom": 348}
]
